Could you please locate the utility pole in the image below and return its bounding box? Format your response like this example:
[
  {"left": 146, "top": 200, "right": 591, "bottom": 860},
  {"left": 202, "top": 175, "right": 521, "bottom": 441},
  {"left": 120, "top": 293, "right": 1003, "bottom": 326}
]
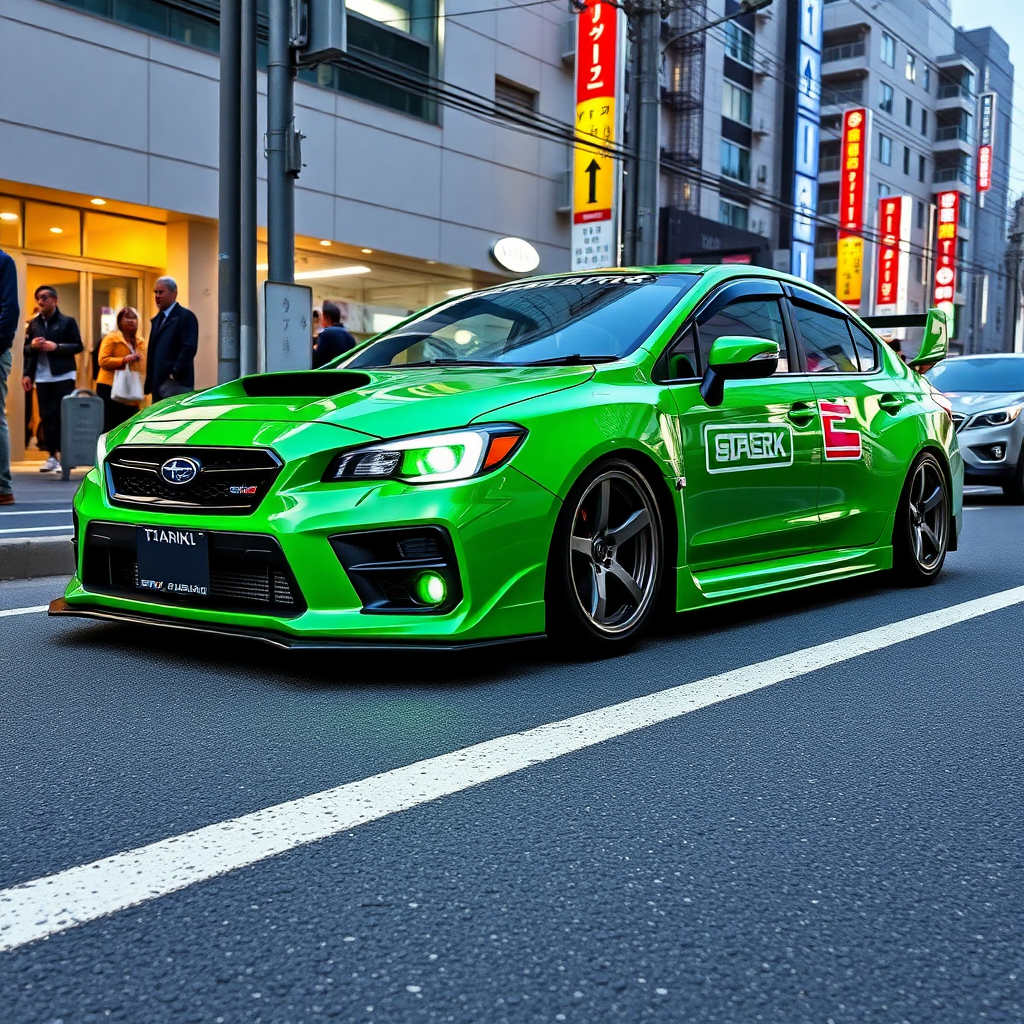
[
  {"left": 217, "top": 0, "right": 241, "bottom": 382},
  {"left": 267, "top": 0, "right": 299, "bottom": 285},
  {"left": 240, "top": 0, "right": 259, "bottom": 377}
]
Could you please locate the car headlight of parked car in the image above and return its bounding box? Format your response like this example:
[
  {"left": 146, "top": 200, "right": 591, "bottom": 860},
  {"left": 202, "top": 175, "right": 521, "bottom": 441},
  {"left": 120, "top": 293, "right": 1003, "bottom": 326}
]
[
  {"left": 323, "top": 425, "right": 526, "bottom": 484},
  {"left": 964, "top": 404, "right": 1023, "bottom": 429}
]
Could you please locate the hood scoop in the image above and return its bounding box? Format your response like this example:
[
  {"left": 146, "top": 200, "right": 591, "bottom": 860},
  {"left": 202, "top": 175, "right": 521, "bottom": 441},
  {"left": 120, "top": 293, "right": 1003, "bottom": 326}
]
[{"left": 241, "top": 371, "right": 372, "bottom": 398}]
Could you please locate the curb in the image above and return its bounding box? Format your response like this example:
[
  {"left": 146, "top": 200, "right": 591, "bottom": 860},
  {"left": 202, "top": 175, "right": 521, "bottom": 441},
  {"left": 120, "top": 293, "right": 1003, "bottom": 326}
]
[{"left": 0, "top": 537, "right": 76, "bottom": 582}]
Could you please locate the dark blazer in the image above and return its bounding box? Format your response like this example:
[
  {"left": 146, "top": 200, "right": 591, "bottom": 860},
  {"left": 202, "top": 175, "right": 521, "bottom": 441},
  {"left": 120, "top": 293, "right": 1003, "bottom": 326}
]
[
  {"left": 23, "top": 309, "right": 83, "bottom": 380},
  {"left": 0, "top": 248, "right": 19, "bottom": 354},
  {"left": 145, "top": 303, "right": 199, "bottom": 394},
  {"left": 313, "top": 324, "right": 356, "bottom": 369}
]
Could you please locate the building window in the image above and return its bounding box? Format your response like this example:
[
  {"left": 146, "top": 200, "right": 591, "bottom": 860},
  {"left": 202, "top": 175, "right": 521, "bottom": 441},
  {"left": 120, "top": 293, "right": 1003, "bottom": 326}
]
[
  {"left": 960, "top": 200, "right": 971, "bottom": 228},
  {"left": 918, "top": 154, "right": 926, "bottom": 182},
  {"left": 905, "top": 53, "right": 917, "bottom": 82},
  {"left": 881, "top": 32, "right": 895, "bottom": 67},
  {"left": 723, "top": 81, "right": 753, "bottom": 125},
  {"left": 879, "top": 134, "right": 892, "bottom": 165},
  {"left": 921, "top": 108, "right": 928, "bottom": 136},
  {"left": 721, "top": 140, "right": 751, "bottom": 183},
  {"left": 719, "top": 199, "right": 750, "bottom": 230},
  {"left": 905, "top": 97, "right": 913, "bottom": 126},
  {"left": 903, "top": 146, "right": 911, "bottom": 174},
  {"left": 495, "top": 77, "right": 536, "bottom": 113},
  {"left": 724, "top": 21, "right": 755, "bottom": 66},
  {"left": 880, "top": 82, "right": 894, "bottom": 114},
  {"left": 923, "top": 66, "right": 931, "bottom": 92},
  {"left": 878, "top": 182, "right": 891, "bottom": 199},
  {"left": 917, "top": 200, "right": 926, "bottom": 229}
]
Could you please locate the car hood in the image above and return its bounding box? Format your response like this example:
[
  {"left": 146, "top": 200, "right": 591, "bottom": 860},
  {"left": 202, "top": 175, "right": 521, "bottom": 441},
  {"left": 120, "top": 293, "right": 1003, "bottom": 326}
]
[
  {"left": 942, "top": 390, "right": 1024, "bottom": 414},
  {"left": 130, "top": 365, "right": 595, "bottom": 440}
]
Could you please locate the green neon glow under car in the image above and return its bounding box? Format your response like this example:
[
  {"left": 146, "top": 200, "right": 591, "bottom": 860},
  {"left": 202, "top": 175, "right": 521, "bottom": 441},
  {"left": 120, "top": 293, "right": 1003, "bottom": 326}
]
[{"left": 53, "top": 266, "right": 964, "bottom": 651}]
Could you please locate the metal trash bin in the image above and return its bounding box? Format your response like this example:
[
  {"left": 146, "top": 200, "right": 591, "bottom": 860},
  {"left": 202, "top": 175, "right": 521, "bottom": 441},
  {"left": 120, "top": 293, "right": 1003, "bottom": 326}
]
[{"left": 60, "top": 388, "right": 104, "bottom": 481}]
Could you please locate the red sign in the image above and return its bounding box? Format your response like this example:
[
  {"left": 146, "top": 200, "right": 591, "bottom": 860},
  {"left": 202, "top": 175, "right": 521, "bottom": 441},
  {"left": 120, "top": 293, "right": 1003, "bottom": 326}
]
[
  {"left": 820, "top": 400, "right": 863, "bottom": 461},
  {"left": 978, "top": 145, "right": 993, "bottom": 191},
  {"left": 933, "top": 190, "right": 959, "bottom": 316},
  {"left": 839, "top": 108, "right": 867, "bottom": 233},
  {"left": 876, "top": 196, "right": 904, "bottom": 308}
]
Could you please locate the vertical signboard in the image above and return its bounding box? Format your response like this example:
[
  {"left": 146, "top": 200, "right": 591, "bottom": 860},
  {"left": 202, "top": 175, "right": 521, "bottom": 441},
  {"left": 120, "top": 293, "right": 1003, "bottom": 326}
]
[
  {"left": 875, "top": 195, "right": 911, "bottom": 328},
  {"left": 571, "top": 2, "right": 624, "bottom": 270},
  {"left": 836, "top": 107, "right": 869, "bottom": 307},
  {"left": 790, "top": 0, "right": 823, "bottom": 280},
  {"left": 933, "top": 190, "right": 959, "bottom": 321},
  {"left": 977, "top": 92, "right": 996, "bottom": 193},
  {"left": 262, "top": 282, "right": 312, "bottom": 373}
]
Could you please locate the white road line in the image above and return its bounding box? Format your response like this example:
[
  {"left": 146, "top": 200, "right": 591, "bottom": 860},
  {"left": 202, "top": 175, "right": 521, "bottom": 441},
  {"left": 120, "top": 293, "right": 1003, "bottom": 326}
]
[
  {"left": 0, "top": 526, "right": 73, "bottom": 535},
  {"left": 0, "top": 509, "right": 73, "bottom": 517},
  {"left": 0, "top": 605, "right": 48, "bottom": 618},
  {"left": 2, "top": 584, "right": 1024, "bottom": 953}
]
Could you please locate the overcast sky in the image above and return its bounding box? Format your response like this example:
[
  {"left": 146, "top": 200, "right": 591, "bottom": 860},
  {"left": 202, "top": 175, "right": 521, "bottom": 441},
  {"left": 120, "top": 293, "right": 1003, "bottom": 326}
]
[{"left": 951, "top": 0, "right": 1024, "bottom": 195}]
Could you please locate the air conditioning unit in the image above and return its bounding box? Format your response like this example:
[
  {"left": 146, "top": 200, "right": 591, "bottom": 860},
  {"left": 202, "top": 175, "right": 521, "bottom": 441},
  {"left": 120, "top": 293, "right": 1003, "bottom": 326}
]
[
  {"left": 756, "top": 164, "right": 769, "bottom": 184},
  {"left": 556, "top": 169, "right": 571, "bottom": 213},
  {"left": 753, "top": 118, "right": 771, "bottom": 137},
  {"left": 755, "top": 57, "right": 772, "bottom": 77}
]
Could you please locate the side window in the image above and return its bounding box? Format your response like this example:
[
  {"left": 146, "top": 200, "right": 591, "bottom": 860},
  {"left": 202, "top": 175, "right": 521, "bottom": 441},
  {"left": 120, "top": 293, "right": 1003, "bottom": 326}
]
[
  {"left": 793, "top": 305, "right": 859, "bottom": 373},
  {"left": 848, "top": 321, "right": 879, "bottom": 371},
  {"left": 662, "top": 323, "right": 699, "bottom": 379},
  {"left": 697, "top": 298, "right": 790, "bottom": 374}
]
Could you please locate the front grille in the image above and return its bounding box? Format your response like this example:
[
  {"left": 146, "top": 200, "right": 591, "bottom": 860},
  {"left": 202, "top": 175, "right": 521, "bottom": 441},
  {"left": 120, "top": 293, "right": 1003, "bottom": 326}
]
[
  {"left": 82, "top": 522, "right": 305, "bottom": 616},
  {"left": 106, "top": 446, "right": 282, "bottom": 514},
  {"left": 951, "top": 413, "right": 966, "bottom": 432}
]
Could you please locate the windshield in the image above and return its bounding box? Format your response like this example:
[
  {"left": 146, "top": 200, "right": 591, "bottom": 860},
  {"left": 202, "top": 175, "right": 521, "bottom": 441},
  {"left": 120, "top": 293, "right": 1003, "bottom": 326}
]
[
  {"left": 342, "top": 274, "right": 697, "bottom": 369},
  {"left": 926, "top": 357, "right": 1024, "bottom": 394}
]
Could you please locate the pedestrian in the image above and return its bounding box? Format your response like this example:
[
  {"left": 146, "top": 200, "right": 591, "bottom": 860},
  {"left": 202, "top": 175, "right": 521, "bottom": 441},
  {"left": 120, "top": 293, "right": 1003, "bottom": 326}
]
[
  {"left": 96, "top": 307, "right": 147, "bottom": 431},
  {"left": 312, "top": 300, "right": 356, "bottom": 369},
  {"left": 144, "top": 276, "right": 198, "bottom": 400},
  {"left": 22, "top": 284, "right": 83, "bottom": 474},
  {"left": 0, "top": 246, "right": 20, "bottom": 505}
]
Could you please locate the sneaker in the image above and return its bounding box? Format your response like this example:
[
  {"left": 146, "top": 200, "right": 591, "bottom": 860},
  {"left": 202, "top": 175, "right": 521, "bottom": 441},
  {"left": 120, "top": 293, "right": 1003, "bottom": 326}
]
[
  {"left": 0, "top": 492, "right": 13, "bottom": 506},
  {"left": 40, "top": 456, "right": 60, "bottom": 472}
]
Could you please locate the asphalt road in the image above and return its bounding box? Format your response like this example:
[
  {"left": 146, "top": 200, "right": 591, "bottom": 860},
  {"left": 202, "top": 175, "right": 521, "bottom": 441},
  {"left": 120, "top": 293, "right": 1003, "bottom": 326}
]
[{"left": 1, "top": 487, "right": 1021, "bottom": 1024}]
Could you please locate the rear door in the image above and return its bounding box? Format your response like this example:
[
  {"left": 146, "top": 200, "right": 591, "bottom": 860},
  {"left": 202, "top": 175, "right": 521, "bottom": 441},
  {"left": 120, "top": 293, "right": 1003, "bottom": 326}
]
[
  {"left": 786, "top": 286, "right": 907, "bottom": 549},
  {"left": 663, "top": 281, "right": 823, "bottom": 570}
]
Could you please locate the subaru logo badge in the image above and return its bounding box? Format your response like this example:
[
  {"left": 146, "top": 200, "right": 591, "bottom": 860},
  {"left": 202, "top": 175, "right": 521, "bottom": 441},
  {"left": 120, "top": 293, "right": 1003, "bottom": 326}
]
[{"left": 160, "top": 457, "right": 201, "bottom": 485}]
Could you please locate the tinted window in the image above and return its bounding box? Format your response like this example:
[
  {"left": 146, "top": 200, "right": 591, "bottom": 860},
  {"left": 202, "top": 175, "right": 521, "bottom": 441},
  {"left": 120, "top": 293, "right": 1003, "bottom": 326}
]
[
  {"left": 926, "top": 357, "right": 1024, "bottom": 393},
  {"left": 697, "top": 298, "right": 789, "bottom": 374},
  {"left": 345, "top": 274, "right": 697, "bottom": 368},
  {"left": 849, "top": 321, "right": 879, "bottom": 371},
  {"left": 663, "top": 324, "right": 699, "bottom": 379},
  {"left": 793, "top": 305, "right": 859, "bottom": 373}
]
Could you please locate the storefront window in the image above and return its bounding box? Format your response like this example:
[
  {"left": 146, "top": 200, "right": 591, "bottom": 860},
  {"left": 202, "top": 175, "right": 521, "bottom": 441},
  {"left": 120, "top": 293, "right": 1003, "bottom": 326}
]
[
  {"left": 24, "top": 202, "right": 82, "bottom": 256},
  {"left": 84, "top": 212, "right": 167, "bottom": 267},
  {"left": 0, "top": 197, "right": 22, "bottom": 248}
]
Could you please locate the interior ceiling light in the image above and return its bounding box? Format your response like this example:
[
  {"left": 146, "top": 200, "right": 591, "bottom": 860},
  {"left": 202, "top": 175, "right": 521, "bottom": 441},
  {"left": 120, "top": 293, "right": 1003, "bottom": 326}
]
[
  {"left": 319, "top": 239, "right": 332, "bottom": 246},
  {"left": 49, "top": 227, "right": 63, "bottom": 234},
  {"left": 294, "top": 265, "right": 371, "bottom": 280},
  {"left": 426, "top": 260, "right": 438, "bottom": 265},
  {"left": 0, "top": 212, "right": 18, "bottom": 221},
  {"left": 90, "top": 198, "right": 107, "bottom": 206},
  {"left": 361, "top": 248, "right": 373, "bottom": 254}
]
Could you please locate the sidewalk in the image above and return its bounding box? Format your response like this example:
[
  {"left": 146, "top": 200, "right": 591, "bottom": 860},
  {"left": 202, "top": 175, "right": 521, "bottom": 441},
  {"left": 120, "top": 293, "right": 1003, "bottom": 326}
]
[{"left": 0, "top": 462, "right": 87, "bottom": 581}]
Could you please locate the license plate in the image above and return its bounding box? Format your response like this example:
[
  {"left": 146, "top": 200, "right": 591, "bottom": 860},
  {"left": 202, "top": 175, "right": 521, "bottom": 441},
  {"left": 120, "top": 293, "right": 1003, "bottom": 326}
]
[{"left": 136, "top": 526, "right": 210, "bottom": 597}]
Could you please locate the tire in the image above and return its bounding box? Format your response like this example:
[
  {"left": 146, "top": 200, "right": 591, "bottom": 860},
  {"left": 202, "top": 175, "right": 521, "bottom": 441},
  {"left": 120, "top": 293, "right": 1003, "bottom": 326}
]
[
  {"left": 1001, "top": 445, "right": 1024, "bottom": 504},
  {"left": 892, "top": 450, "right": 951, "bottom": 586},
  {"left": 545, "top": 459, "right": 666, "bottom": 652}
]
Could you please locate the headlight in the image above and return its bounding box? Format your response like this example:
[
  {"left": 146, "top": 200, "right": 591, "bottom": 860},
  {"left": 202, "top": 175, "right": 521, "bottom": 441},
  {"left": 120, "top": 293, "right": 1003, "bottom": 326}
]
[
  {"left": 324, "top": 425, "right": 527, "bottom": 484},
  {"left": 964, "top": 404, "right": 1023, "bottom": 429},
  {"left": 95, "top": 431, "right": 109, "bottom": 468}
]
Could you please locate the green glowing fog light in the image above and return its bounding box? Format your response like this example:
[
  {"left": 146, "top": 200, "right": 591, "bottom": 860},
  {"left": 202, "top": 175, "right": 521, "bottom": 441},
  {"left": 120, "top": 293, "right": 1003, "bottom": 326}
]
[{"left": 415, "top": 572, "right": 447, "bottom": 606}]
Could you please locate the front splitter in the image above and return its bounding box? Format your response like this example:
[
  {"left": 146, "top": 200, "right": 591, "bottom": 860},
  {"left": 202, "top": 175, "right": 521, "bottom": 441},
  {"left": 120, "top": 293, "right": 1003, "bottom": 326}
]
[{"left": 48, "top": 598, "right": 544, "bottom": 652}]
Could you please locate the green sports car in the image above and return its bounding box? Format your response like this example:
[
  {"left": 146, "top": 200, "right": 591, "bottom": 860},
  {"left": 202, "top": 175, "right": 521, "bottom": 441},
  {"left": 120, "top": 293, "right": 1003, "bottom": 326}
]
[{"left": 52, "top": 266, "right": 962, "bottom": 651}]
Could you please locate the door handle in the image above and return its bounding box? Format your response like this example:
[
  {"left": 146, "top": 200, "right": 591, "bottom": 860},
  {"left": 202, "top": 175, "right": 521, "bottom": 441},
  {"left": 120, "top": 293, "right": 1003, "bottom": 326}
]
[
  {"left": 787, "top": 401, "right": 817, "bottom": 426},
  {"left": 878, "top": 393, "right": 904, "bottom": 414}
]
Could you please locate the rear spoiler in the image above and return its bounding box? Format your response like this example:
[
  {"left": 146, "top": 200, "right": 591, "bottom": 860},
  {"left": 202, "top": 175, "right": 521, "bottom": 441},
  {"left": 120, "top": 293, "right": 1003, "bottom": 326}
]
[{"left": 861, "top": 308, "right": 949, "bottom": 371}]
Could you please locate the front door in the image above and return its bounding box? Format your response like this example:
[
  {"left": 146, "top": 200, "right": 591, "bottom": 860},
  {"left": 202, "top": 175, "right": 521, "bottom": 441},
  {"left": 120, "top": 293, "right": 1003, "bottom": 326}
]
[{"left": 669, "top": 291, "right": 823, "bottom": 570}]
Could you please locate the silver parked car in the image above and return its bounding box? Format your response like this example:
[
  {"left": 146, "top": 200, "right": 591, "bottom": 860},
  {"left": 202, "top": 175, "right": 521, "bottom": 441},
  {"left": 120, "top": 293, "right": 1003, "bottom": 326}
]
[{"left": 926, "top": 354, "right": 1024, "bottom": 502}]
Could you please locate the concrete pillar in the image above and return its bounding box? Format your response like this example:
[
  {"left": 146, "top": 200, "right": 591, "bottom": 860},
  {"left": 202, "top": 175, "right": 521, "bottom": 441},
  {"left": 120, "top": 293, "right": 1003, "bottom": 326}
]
[{"left": 165, "top": 220, "right": 219, "bottom": 390}]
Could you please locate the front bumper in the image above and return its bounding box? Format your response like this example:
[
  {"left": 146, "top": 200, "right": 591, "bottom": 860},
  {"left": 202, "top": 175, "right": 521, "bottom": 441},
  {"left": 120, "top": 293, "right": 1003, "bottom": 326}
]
[
  {"left": 62, "top": 459, "right": 560, "bottom": 645},
  {"left": 957, "top": 421, "right": 1024, "bottom": 484}
]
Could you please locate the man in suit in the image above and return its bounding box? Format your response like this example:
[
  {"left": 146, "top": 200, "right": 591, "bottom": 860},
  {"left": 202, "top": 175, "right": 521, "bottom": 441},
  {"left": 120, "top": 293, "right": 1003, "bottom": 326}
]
[
  {"left": 145, "top": 276, "right": 199, "bottom": 400},
  {"left": 312, "top": 300, "right": 357, "bottom": 369},
  {"left": 22, "top": 285, "right": 83, "bottom": 474}
]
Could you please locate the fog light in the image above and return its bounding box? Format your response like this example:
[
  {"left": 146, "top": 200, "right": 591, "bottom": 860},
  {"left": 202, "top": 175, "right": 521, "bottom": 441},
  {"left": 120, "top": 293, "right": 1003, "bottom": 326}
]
[
  {"left": 991, "top": 444, "right": 1005, "bottom": 460},
  {"left": 415, "top": 572, "right": 447, "bottom": 606}
]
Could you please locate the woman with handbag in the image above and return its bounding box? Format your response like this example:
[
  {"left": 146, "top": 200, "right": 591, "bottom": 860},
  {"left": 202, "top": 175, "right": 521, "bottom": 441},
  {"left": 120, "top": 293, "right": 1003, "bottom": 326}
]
[{"left": 96, "top": 307, "right": 147, "bottom": 431}]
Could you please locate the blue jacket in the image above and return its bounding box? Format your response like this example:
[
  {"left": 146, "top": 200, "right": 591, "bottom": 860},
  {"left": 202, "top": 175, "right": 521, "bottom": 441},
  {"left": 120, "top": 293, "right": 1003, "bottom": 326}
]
[
  {"left": 313, "top": 325, "right": 356, "bottom": 368},
  {"left": 0, "top": 248, "right": 19, "bottom": 354}
]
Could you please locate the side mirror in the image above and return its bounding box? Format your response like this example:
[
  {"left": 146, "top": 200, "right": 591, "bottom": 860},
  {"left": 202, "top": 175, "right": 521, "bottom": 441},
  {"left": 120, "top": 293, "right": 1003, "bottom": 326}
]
[
  {"left": 700, "top": 336, "right": 779, "bottom": 407},
  {"left": 907, "top": 307, "right": 949, "bottom": 372}
]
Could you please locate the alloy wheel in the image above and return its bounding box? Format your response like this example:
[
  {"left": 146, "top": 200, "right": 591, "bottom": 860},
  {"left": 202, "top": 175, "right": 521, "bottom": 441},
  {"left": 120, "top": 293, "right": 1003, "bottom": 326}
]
[{"left": 907, "top": 457, "right": 948, "bottom": 571}]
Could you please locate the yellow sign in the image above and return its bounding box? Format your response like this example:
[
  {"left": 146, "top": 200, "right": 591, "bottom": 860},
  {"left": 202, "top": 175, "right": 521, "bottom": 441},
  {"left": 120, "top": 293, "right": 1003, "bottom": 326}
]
[
  {"left": 573, "top": 98, "right": 616, "bottom": 218},
  {"left": 835, "top": 234, "right": 864, "bottom": 307}
]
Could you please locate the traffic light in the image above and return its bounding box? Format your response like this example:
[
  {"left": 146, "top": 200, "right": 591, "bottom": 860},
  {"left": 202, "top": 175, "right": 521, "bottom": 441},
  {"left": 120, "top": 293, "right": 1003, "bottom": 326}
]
[{"left": 294, "top": 0, "right": 347, "bottom": 66}]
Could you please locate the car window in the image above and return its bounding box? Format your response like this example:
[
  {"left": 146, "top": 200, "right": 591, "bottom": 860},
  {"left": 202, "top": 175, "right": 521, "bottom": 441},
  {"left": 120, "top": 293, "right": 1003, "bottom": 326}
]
[
  {"left": 697, "top": 298, "right": 790, "bottom": 374},
  {"left": 848, "top": 320, "right": 879, "bottom": 371},
  {"left": 793, "top": 305, "right": 859, "bottom": 373},
  {"left": 662, "top": 324, "right": 700, "bottom": 379}
]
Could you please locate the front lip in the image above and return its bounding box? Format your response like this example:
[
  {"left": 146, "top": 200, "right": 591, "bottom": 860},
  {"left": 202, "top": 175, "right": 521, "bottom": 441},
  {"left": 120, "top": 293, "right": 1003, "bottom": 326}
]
[{"left": 48, "top": 598, "right": 545, "bottom": 651}]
